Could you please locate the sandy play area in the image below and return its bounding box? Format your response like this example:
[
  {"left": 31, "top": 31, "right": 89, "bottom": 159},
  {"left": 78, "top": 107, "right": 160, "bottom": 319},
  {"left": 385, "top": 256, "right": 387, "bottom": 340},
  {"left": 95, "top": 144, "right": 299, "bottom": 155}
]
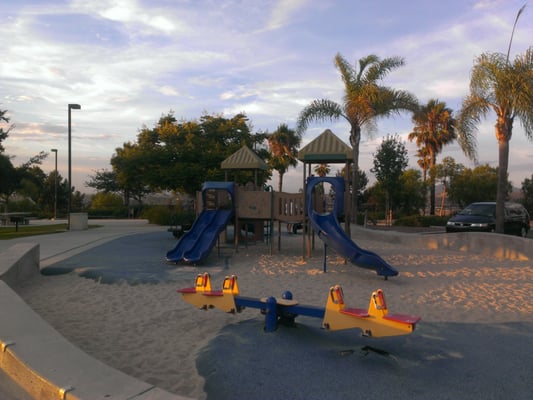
[{"left": 12, "top": 227, "right": 533, "bottom": 400}]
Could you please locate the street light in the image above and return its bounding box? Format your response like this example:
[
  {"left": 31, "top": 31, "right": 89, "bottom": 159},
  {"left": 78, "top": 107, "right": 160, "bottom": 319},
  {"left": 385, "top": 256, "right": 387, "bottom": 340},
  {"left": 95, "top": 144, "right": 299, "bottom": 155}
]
[
  {"left": 50, "top": 148, "right": 58, "bottom": 220},
  {"left": 68, "top": 103, "right": 81, "bottom": 230}
]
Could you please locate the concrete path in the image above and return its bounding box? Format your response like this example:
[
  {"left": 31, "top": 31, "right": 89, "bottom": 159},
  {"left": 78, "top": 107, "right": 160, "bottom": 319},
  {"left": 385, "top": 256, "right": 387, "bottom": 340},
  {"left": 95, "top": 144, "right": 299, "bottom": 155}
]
[{"left": 0, "top": 219, "right": 166, "bottom": 400}]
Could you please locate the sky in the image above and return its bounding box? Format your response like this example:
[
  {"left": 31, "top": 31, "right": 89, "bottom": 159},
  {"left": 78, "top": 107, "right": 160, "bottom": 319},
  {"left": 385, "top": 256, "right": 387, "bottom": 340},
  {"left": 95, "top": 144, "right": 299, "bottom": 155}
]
[{"left": 1, "top": 0, "right": 532, "bottom": 195}]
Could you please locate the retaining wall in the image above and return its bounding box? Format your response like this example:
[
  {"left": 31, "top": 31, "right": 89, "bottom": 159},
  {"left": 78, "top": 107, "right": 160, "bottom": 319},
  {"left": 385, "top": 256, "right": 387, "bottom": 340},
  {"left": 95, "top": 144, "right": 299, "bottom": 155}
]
[{"left": 0, "top": 243, "right": 190, "bottom": 400}]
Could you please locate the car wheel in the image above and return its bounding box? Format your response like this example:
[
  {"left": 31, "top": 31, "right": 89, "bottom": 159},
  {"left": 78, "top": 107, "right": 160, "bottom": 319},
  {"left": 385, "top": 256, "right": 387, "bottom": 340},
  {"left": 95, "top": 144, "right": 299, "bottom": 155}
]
[{"left": 520, "top": 226, "right": 527, "bottom": 238}]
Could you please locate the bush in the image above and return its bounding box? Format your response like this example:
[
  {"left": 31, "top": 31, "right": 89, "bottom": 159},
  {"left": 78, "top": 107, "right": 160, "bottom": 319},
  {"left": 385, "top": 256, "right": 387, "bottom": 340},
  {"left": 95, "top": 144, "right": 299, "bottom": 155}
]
[
  {"left": 394, "top": 215, "right": 448, "bottom": 227},
  {"left": 141, "top": 206, "right": 195, "bottom": 226},
  {"left": 87, "top": 207, "right": 129, "bottom": 219}
]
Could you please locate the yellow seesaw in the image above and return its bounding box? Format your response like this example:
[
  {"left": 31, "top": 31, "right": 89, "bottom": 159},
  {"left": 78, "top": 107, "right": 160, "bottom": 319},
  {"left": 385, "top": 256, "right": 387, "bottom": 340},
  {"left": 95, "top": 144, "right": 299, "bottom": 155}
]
[{"left": 178, "top": 272, "right": 420, "bottom": 338}]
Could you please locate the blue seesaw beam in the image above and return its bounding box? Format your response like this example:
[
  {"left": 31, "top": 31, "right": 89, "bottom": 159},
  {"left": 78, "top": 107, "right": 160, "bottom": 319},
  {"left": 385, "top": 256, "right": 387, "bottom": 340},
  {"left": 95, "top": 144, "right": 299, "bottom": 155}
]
[{"left": 178, "top": 273, "right": 420, "bottom": 337}]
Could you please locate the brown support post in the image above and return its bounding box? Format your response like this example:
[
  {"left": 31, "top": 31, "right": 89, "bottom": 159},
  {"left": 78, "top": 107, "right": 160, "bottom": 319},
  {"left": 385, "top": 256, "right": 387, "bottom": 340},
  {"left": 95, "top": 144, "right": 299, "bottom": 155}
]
[{"left": 345, "top": 160, "right": 351, "bottom": 238}]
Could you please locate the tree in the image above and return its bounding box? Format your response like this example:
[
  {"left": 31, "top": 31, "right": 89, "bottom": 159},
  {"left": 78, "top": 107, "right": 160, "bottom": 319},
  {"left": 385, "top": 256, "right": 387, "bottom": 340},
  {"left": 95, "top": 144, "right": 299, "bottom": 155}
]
[
  {"left": 111, "top": 142, "right": 152, "bottom": 206},
  {"left": 447, "top": 164, "right": 509, "bottom": 208},
  {"left": 521, "top": 175, "right": 533, "bottom": 216},
  {"left": 90, "top": 192, "right": 124, "bottom": 209},
  {"left": 434, "top": 156, "right": 463, "bottom": 215},
  {"left": 409, "top": 99, "right": 456, "bottom": 215},
  {"left": 0, "top": 155, "right": 17, "bottom": 209},
  {"left": 108, "top": 111, "right": 270, "bottom": 199},
  {"left": 0, "top": 152, "right": 50, "bottom": 212},
  {"left": 0, "top": 108, "right": 13, "bottom": 153},
  {"left": 296, "top": 53, "right": 417, "bottom": 227},
  {"left": 371, "top": 134, "right": 408, "bottom": 223},
  {"left": 86, "top": 169, "right": 121, "bottom": 193},
  {"left": 397, "top": 168, "right": 425, "bottom": 215},
  {"left": 457, "top": 34, "right": 533, "bottom": 232},
  {"left": 415, "top": 146, "right": 431, "bottom": 183},
  {"left": 314, "top": 163, "right": 331, "bottom": 177},
  {"left": 267, "top": 124, "right": 301, "bottom": 192}
]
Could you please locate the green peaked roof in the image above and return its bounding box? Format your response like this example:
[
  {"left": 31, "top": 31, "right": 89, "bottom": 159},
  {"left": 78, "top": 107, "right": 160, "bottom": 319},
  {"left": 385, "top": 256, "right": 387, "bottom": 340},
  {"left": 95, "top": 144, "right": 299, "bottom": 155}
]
[
  {"left": 297, "top": 129, "right": 353, "bottom": 163},
  {"left": 221, "top": 145, "right": 267, "bottom": 170}
]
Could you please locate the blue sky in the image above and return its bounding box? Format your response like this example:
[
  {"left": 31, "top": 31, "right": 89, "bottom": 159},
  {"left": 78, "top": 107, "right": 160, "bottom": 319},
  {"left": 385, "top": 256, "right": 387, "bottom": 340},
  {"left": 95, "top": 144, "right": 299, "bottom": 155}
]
[{"left": 1, "top": 0, "right": 532, "bottom": 194}]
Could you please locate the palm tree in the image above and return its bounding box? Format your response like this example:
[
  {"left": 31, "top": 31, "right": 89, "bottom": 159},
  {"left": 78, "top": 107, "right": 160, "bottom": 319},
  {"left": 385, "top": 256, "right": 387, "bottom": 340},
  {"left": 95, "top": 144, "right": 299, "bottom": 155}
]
[
  {"left": 457, "top": 47, "right": 533, "bottom": 232},
  {"left": 313, "top": 163, "right": 330, "bottom": 177},
  {"left": 296, "top": 53, "right": 417, "bottom": 225},
  {"left": 415, "top": 146, "right": 431, "bottom": 183},
  {"left": 409, "top": 99, "right": 456, "bottom": 215},
  {"left": 267, "top": 123, "right": 301, "bottom": 192}
]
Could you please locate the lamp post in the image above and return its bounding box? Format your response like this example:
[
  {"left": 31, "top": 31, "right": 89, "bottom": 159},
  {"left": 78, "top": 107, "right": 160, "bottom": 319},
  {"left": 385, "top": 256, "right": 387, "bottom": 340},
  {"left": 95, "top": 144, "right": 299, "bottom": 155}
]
[
  {"left": 68, "top": 104, "right": 81, "bottom": 230},
  {"left": 51, "top": 148, "right": 58, "bottom": 220}
]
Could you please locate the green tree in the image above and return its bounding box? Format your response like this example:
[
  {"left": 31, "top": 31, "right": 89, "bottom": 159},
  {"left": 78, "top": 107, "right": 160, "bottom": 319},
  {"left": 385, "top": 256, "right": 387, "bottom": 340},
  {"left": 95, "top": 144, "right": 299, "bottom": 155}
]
[
  {"left": 371, "top": 134, "right": 408, "bottom": 221},
  {"left": 86, "top": 169, "right": 121, "bottom": 193},
  {"left": 0, "top": 108, "right": 13, "bottom": 153},
  {"left": 337, "top": 166, "right": 368, "bottom": 203},
  {"left": 296, "top": 53, "right": 417, "bottom": 226},
  {"left": 457, "top": 46, "right": 533, "bottom": 232},
  {"left": 109, "top": 112, "right": 270, "bottom": 199},
  {"left": 267, "top": 123, "right": 301, "bottom": 192},
  {"left": 111, "top": 142, "right": 152, "bottom": 206},
  {"left": 521, "top": 175, "right": 533, "bottom": 216},
  {"left": 409, "top": 99, "right": 456, "bottom": 215},
  {"left": 447, "top": 164, "right": 510, "bottom": 208},
  {"left": 36, "top": 171, "right": 69, "bottom": 217},
  {"left": 0, "top": 155, "right": 17, "bottom": 209},
  {"left": 434, "top": 156, "right": 463, "bottom": 215},
  {"left": 397, "top": 168, "right": 425, "bottom": 215},
  {"left": 90, "top": 192, "right": 124, "bottom": 209}
]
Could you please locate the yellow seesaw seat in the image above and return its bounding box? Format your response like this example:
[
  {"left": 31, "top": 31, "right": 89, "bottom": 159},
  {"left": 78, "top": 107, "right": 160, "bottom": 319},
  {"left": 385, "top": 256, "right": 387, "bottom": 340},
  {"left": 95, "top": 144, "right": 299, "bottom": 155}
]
[
  {"left": 177, "top": 273, "right": 239, "bottom": 313},
  {"left": 322, "top": 285, "right": 420, "bottom": 338}
]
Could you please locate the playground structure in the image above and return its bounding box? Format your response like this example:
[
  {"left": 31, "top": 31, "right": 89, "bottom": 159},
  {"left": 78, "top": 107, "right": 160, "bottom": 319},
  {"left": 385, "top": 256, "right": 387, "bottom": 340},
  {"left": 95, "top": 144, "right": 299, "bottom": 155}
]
[
  {"left": 178, "top": 272, "right": 421, "bottom": 338},
  {"left": 306, "top": 176, "right": 398, "bottom": 277},
  {"left": 166, "top": 130, "right": 400, "bottom": 278}
]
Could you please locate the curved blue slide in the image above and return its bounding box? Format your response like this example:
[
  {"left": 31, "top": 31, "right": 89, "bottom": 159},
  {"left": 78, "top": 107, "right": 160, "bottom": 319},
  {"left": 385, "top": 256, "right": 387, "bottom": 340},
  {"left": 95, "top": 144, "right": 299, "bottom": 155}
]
[
  {"left": 166, "top": 181, "right": 235, "bottom": 264},
  {"left": 306, "top": 177, "right": 398, "bottom": 278},
  {"left": 166, "top": 208, "right": 233, "bottom": 263}
]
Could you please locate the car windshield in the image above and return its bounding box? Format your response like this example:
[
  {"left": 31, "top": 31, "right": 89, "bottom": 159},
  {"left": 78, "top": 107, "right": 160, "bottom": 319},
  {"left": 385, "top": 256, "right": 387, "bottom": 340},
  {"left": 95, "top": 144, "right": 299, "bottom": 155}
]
[{"left": 458, "top": 204, "right": 495, "bottom": 217}]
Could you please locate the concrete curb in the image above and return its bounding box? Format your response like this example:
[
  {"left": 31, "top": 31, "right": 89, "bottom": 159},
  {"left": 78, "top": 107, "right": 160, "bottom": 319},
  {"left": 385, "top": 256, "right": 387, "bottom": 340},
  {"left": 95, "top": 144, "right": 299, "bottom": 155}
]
[
  {"left": 0, "top": 243, "right": 192, "bottom": 400},
  {"left": 353, "top": 227, "right": 532, "bottom": 261}
]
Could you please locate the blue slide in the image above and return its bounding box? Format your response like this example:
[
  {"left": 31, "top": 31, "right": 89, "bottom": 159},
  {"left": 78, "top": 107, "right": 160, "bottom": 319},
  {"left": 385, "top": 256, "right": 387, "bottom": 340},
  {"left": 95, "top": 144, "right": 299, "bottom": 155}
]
[
  {"left": 166, "top": 209, "right": 233, "bottom": 263},
  {"left": 307, "top": 177, "right": 398, "bottom": 278},
  {"left": 166, "top": 182, "right": 234, "bottom": 264}
]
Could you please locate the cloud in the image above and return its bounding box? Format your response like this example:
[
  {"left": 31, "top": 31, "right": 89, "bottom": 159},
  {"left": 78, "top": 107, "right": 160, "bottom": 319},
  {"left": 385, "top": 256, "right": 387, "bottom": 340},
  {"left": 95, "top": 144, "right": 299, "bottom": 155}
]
[
  {"left": 72, "top": 0, "right": 186, "bottom": 35},
  {"left": 266, "top": 0, "right": 310, "bottom": 30}
]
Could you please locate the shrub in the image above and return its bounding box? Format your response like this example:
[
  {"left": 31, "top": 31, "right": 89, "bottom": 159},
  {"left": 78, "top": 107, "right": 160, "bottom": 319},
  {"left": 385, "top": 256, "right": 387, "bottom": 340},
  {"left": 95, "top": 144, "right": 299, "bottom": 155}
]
[
  {"left": 394, "top": 215, "right": 448, "bottom": 227},
  {"left": 141, "top": 206, "right": 195, "bottom": 226}
]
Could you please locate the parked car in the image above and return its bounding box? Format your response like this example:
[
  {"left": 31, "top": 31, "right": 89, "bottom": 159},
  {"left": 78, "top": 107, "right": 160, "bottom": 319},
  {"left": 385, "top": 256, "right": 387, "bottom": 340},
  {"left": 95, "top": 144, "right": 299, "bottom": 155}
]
[{"left": 446, "top": 202, "right": 530, "bottom": 237}]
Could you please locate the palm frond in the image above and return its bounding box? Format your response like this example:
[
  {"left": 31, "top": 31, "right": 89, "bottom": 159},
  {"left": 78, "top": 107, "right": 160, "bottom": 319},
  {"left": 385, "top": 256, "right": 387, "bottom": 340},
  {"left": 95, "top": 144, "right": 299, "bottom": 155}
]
[
  {"left": 296, "top": 99, "right": 344, "bottom": 135},
  {"left": 334, "top": 53, "right": 356, "bottom": 91},
  {"left": 364, "top": 56, "right": 405, "bottom": 83},
  {"left": 357, "top": 55, "right": 379, "bottom": 81},
  {"left": 457, "top": 94, "right": 488, "bottom": 161}
]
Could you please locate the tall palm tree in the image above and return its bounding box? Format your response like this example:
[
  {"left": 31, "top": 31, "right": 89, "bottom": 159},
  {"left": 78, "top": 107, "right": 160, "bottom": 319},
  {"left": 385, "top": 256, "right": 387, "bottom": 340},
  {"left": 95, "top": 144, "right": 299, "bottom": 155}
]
[
  {"left": 296, "top": 53, "right": 417, "bottom": 224},
  {"left": 409, "top": 99, "right": 456, "bottom": 215},
  {"left": 457, "top": 47, "right": 533, "bottom": 232},
  {"left": 267, "top": 123, "right": 301, "bottom": 192},
  {"left": 415, "top": 146, "right": 431, "bottom": 183}
]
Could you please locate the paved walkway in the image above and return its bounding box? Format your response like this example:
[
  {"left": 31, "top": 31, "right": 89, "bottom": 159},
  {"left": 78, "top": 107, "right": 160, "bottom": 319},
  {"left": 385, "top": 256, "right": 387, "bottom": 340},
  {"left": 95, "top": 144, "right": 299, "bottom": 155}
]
[
  {"left": 0, "top": 219, "right": 164, "bottom": 267},
  {"left": 0, "top": 219, "right": 165, "bottom": 399}
]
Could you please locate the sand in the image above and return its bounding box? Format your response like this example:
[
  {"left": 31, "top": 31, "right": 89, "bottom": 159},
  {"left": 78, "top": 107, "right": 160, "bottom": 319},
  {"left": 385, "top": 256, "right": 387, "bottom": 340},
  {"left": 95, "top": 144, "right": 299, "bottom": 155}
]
[{"left": 12, "top": 228, "right": 533, "bottom": 400}]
